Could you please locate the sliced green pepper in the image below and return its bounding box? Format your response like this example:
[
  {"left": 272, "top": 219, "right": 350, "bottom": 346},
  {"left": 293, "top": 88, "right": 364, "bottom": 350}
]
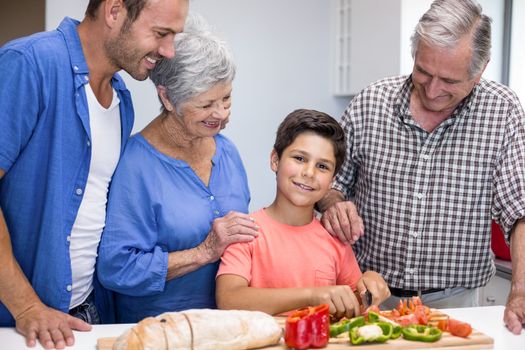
[
  {"left": 367, "top": 311, "right": 380, "bottom": 323},
  {"left": 350, "top": 322, "right": 393, "bottom": 345},
  {"left": 367, "top": 311, "right": 401, "bottom": 339},
  {"left": 329, "top": 316, "right": 365, "bottom": 337},
  {"left": 401, "top": 324, "right": 442, "bottom": 342},
  {"left": 391, "top": 325, "right": 402, "bottom": 339}
]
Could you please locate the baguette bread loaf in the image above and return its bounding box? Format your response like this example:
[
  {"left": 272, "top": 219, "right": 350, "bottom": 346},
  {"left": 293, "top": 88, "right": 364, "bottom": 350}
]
[{"left": 113, "top": 309, "right": 282, "bottom": 350}]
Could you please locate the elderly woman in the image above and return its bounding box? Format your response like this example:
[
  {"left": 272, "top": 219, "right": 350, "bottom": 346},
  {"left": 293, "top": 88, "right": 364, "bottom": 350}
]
[{"left": 97, "top": 16, "right": 258, "bottom": 323}]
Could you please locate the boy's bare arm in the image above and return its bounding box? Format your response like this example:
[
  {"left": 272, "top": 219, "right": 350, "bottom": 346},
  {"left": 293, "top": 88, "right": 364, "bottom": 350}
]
[{"left": 216, "top": 274, "right": 361, "bottom": 319}]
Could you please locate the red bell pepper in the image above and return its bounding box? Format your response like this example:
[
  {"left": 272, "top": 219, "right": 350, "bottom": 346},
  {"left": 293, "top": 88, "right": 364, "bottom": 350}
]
[{"left": 285, "top": 304, "right": 330, "bottom": 349}]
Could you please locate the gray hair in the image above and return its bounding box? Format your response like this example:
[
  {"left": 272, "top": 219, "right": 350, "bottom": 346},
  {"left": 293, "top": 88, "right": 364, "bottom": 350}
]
[
  {"left": 411, "top": 0, "right": 491, "bottom": 77},
  {"left": 149, "top": 14, "right": 236, "bottom": 113}
]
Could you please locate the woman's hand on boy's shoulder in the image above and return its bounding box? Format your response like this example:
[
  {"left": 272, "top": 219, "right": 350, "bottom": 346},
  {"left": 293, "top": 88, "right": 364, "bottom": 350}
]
[
  {"left": 358, "top": 271, "right": 391, "bottom": 306},
  {"left": 199, "top": 211, "right": 259, "bottom": 262}
]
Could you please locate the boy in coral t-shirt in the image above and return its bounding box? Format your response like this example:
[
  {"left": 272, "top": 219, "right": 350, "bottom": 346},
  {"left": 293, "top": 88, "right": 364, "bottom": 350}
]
[{"left": 216, "top": 109, "right": 390, "bottom": 318}]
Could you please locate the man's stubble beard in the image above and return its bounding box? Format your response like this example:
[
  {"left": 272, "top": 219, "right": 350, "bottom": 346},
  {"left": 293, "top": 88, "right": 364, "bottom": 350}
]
[{"left": 104, "top": 24, "right": 149, "bottom": 81}]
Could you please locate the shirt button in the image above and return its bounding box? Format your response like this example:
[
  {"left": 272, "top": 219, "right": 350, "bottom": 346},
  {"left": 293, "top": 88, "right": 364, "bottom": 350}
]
[
  {"left": 414, "top": 192, "right": 424, "bottom": 199},
  {"left": 66, "top": 285, "right": 72, "bottom": 292},
  {"left": 410, "top": 232, "right": 418, "bottom": 238},
  {"left": 84, "top": 76, "right": 89, "bottom": 81},
  {"left": 66, "top": 235, "right": 71, "bottom": 242},
  {"left": 87, "top": 140, "right": 91, "bottom": 147},
  {"left": 213, "top": 210, "right": 220, "bottom": 215},
  {"left": 407, "top": 268, "right": 417, "bottom": 274},
  {"left": 73, "top": 66, "right": 79, "bottom": 71},
  {"left": 75, "top": 188, "right": 83, "bottom": 195},
  {"left": 422, "top": 154, "right": 430, "bottom": 160},
  {"left": 210, "top": 196, "right": 215, "bottom": 200}
]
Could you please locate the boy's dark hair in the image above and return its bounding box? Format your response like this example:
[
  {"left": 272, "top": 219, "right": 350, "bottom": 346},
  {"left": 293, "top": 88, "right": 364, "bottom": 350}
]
[
  {"left": 274, "top": 109, "right": 346, "bottom": 175},
  {"left": 86, "top": 0, "right": 149, "bottom": 29}
]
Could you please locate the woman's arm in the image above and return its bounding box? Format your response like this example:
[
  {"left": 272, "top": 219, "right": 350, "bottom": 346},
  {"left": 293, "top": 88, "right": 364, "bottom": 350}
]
[
  {"left": 167, "top": 211, "right": 259, "bottom": 280},
  {"left": 216, "top": 274, "right": 361, "bottom": 319}
]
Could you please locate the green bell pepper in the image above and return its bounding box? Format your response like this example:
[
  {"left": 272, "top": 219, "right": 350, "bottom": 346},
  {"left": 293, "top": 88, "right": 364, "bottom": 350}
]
[
  {"left": 367, "top": 311, "right": 401, "bottom": 339},
  {"left": 368, "top": 311, "right": 380, "bottom": 323},
  {"left": 401, "top": 324, "right": 442, "bottom": 342},
  {"left": 329, "top": 316, "right": 365, "bottom": 337},
  {"left": 391, "top": 325, "right": 402, "bottom": 339},
  {"left": 350, "top": 322, "right": 393, "bottom": 345}
]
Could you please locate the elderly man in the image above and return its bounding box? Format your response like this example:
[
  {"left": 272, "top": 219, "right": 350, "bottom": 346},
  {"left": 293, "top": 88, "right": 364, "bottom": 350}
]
[
  {"left": 318, "top": 0, "right": 525, "bottom": 335},
  {"left": 0, "top": 0, "right": 188, "bottom": 348}
]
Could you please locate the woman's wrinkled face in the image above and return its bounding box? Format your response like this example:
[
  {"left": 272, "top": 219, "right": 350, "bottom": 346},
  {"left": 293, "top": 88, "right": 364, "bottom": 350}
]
[{"left": 177, "top": 82, "right": 233, "bottom": 138}]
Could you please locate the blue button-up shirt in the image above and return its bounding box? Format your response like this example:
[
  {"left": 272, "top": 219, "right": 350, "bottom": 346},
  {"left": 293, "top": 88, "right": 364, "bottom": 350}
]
[
  {"left": 97, "top": 134, "right": 250, "bottom": 323},
  {"left": 0, "top": 17, "right": 134, "bottom": 326}
]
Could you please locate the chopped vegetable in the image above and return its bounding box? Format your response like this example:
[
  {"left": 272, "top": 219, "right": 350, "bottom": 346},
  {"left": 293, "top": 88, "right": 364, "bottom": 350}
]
[
  {"left": 395, "top": 313, "right": 419, "bottom": 327},
  {"left": 367, "top": 311, "right": 401, "bottom": 339},
  {"left": 401, "top": 324, "right": 442, "bottom": 342},
  {"left": 413, "top": 305, "right": 429, "bottom": 325},
  {"left": 285, "top": 304, "right": 330, "bottom": 349},
  {"left": 448, "top": 318, "right": 473, "bottom": 338},
  {"left": 329, "top": 316, "right": 364, "bottom": 337},
  {"left": 428, "top": 314, "right": 449, "bottom": 331},
  {"left": 391, "top": 325, "right": 402, "bottom": 339},
  {"left": 367, "top": 311, "right": 380, "bottom": 323},
  {"left": 350, "top": 322, "right": 393, "bottom": 345}
]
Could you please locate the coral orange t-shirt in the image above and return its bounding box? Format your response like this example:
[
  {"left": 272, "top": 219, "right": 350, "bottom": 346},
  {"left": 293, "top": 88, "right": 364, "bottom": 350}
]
[{"left": 217, "top": 209, "right": 362, "bottom": 290}]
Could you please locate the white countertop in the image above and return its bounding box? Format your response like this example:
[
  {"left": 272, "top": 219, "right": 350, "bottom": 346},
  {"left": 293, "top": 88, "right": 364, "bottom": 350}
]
[{"left": 0, "top": 306, "right": 523, "bottom": 349}]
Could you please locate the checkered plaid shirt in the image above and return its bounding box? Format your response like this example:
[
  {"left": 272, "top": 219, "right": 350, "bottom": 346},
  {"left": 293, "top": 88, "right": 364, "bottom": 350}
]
[{"left": 333, "top": 75, "right": 525, "bottom": 290}]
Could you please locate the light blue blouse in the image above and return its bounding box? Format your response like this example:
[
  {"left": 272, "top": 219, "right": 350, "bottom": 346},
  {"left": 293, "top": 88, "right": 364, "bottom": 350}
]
[{"left": 97, "top": 133, "right": 250, "bottom": 322}]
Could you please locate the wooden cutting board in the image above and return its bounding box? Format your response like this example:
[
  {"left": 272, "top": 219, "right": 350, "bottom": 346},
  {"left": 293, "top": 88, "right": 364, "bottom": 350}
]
[{"left": 98, "top": 317, "right": 494, "bottom": 350}]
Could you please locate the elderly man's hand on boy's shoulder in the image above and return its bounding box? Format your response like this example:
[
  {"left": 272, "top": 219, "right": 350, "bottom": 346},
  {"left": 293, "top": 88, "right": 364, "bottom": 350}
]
[
  {"left": 357, "top": 271, "right": 391, "bottom": 306},
  {"left": 308, "top": 285, "right": 361, "bottom": 320},
  {"left": 318, "top": 190, "right": 364, "bottom": 244}
]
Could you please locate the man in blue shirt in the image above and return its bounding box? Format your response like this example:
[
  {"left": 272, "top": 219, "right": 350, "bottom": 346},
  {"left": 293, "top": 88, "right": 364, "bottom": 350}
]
[{"left": 0, "top": 0, "right": 188, "bottom": 348}]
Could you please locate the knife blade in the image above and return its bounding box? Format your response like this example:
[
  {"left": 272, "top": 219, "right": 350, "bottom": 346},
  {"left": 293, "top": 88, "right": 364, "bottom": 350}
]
[{"left": 361, "top": 290, "right": 372, "bottom": 309}]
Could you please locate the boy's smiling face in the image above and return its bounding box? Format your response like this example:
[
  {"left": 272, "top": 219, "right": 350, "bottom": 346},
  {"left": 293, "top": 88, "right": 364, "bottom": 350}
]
[{"left": 271, "top": 132, "right": 336, "bottom": 209}]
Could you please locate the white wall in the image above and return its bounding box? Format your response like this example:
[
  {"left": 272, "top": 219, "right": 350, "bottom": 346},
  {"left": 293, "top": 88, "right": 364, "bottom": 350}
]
[
  {"left": 46, "top": 0, "right": 349, "bottom": 211},
  {"left": 45, "top": 0, "right": 505, "bottom": 211},
  {"left": 185, "top": 0, "right": 350, "bottom": 210},
  {"left": 510, "top": 0, "right": 525, "bottom": 104}
]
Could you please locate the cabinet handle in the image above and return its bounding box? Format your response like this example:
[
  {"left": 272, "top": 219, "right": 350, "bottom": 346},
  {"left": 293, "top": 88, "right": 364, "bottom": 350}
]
[{"left": 486, "top": 296, "right": 496, "bottom": 304}]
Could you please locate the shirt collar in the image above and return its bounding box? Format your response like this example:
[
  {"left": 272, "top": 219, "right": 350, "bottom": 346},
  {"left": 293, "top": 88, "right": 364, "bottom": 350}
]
[
  {"left": 57, "top": 17, "right": 88, "bottom": 75},
  {"left": 57, "top": 17, "right": 127, "bottom": 91},
  {"left": 395, "top": 74, "right": 478, "bottom": 122},
  {"left": 394, "top": 75, "right": 413, "bottom": 121}
]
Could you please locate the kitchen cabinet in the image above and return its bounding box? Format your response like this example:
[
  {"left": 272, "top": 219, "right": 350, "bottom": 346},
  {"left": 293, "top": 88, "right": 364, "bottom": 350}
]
[
  {"left": 332, "top": 0, "right": 402, "bottom": 95},
  {"left": 479, "top": 259, "right": 511, "bottom": 306},
  {"left": 332, "top": 0, "right": 433, "bottom": 96},
  {"left": 331, "top": 0, "right": 504, "bottom": 96}
]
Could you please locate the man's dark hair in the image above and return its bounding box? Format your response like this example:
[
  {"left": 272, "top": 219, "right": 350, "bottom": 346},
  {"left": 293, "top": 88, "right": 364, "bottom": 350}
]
[
  {"left": 274, "top": 109, "right": 346, "bottom": 175},
  {"left": 86, "top": 0, "right": 149, "bottom": 28}
]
